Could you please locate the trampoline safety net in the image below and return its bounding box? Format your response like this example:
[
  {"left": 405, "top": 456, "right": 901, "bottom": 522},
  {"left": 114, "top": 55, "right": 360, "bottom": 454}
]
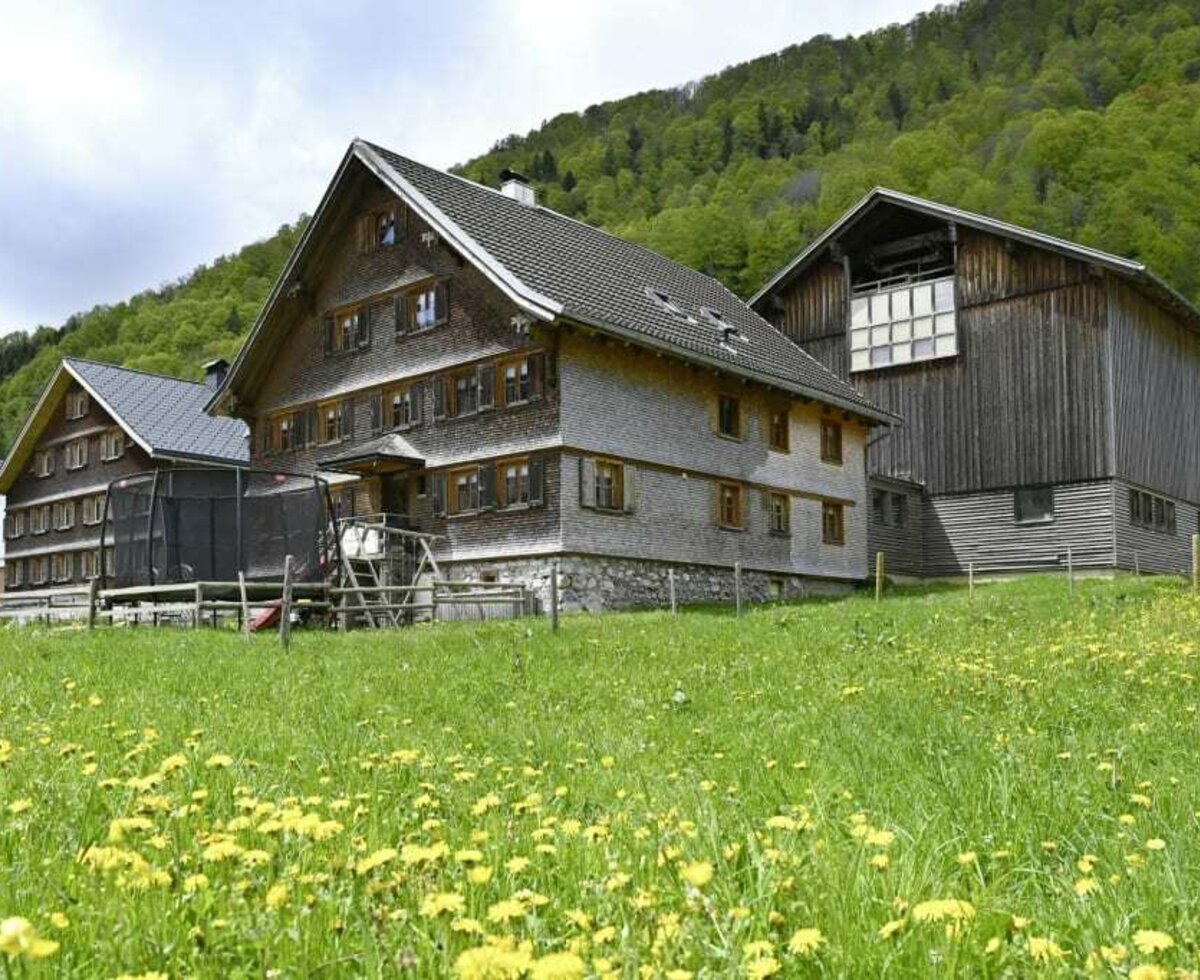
[{"left": 103, "top": 468, "right": 334, "bottom": 589}]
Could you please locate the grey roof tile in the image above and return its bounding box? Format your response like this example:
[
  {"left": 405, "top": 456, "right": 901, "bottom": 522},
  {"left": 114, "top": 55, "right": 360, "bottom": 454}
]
[
  {"left": 365, "top": 143, "right": 885, "bottom": 417},
  {"left": 65, "top": 359, "right": 248, "bottom": 463}
]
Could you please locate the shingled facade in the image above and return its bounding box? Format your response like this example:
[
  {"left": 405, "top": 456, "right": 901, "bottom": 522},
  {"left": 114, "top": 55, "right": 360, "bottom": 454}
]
[
  {"left": 752, "top": 189, "right": 1200, "bottom": 579},
  {"left": 209, "top": 140, "right": 895, "bottom": 610},
  {"left": 0, "top": 359, "right": 248, "bottom": 591}
]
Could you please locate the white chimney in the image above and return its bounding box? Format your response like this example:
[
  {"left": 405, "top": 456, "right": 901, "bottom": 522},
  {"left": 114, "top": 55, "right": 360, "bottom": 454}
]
[{"left": 499, "top": 168, "right": 536, "bottom": 206}]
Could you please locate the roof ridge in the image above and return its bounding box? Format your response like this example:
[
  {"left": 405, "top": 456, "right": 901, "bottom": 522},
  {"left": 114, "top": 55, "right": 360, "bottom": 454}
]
[{"left": 63, "top": 356, "right": 210, "bottom": 389}]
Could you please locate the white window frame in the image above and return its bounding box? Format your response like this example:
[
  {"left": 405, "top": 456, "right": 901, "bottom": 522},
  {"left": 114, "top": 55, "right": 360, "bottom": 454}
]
[
  {"left": 850, "top": 275, "right": 957, "bottom": 372},
  {"left": 34, "top": 449, "right": 55, "bottom": 478},
  {"left": 65, "top": 437, "right": 89, "bottom": 471},
  {"left": 5, "top": 510, "right": 24, "bottom": 540},
  {"left": 100, "top": 430, "right": 125, "bottom": 462}
]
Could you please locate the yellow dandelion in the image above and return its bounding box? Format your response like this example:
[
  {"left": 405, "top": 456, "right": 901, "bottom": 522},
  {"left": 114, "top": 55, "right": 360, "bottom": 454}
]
[
  {"left": 1028, "top": 936, "right": 1067, "bottom": 963},
  {"left": 1132, "top": 930, "right": 1173, "bottom": 955},
  {"left": 265, "top": 884, "right": 290, "bottom": 910},
  {"left": 912, "top": 899, "right": 975, "bottom": 923},
  {"left": 787, "top": 927, "right": 825, "bottom": 956},
  {"left": 205, "top": 753, "right": 233, "bottom": 769},
  {"left": 354, "top": 848, "right": 398, "bottom": 876},
  {"left": 679, "top": 861, "right": 713, "bottom": 889},
  {"left": 486, "top": 899, "right": 527, "bottom": 924},
  {"left": 1074, "top": 877, "right": 1100, "bottom": 897},
  {"left": 1145, "top": 838, "right": 1166, "bottom": 851},
  {"left": 529, "top": 951, "right": 586, "bottom": 980},
  {"left": 1129, "top": 966, "right": 1168, "bottom": 980},
  {"left": 744, "top": 957, "right": 780, "bottom": 979},
  {"left": 879, "top": 919, "right": 905, "bottom": 940},
  {"left": 420, "top": 892, "right": 466, "bottom": 918},
  {"left": 0, "top": 917, "right": 59, "bottom": 960}
]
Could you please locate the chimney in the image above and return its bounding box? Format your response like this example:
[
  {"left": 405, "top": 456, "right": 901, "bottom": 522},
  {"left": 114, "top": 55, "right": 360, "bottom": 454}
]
[
  {"left": 202, "top": 358, "right": 229, "bottom": 391},
  {"left": 499, "top": 168, "right": 536, "bottom": 207}
]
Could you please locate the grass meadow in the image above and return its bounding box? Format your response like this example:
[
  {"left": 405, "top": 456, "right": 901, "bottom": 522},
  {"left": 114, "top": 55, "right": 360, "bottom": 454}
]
[{"left": 1, "top": 575, "right": 1198, "bottom": 978}]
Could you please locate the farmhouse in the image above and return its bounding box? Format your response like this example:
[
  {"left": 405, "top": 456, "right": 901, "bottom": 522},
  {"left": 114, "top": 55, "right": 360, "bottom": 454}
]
[
  {"left": 752, "top": 189, "right": 1200, "bottom": 578},
  {"left": 0, "top": 358, "right": 248, "bottom": 592},
  {"left": 206, "top": 139, "right": 895, "bottom": 610}
]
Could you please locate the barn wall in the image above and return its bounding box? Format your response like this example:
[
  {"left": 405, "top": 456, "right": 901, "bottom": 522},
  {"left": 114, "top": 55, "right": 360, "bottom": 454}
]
[
  {"left": 1112, "top": 480, "right": 1198, "bottom": 576},
  {"left": 866, "top": 479, "right": 924, "bottom": 578},
  {"left": 922, "top": 480, "right": 1114, "bottom": 577},
  {"left": 1108, "top": 279, "right": 1200, "bottom": 504}
]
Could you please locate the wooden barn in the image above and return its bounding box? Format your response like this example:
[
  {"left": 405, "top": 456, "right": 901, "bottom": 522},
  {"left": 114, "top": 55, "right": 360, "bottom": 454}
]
[{"left": 752, "top": 189, "right": 1200, "bottom": 578}]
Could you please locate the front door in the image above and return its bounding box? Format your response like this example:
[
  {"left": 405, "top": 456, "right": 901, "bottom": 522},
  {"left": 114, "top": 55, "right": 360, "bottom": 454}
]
[{"left": 381, "top": 473, "right": 408, "bottom": 519}]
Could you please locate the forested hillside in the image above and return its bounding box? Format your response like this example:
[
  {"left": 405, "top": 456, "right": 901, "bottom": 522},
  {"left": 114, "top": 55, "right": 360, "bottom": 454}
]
[{"left": 5, "top": 0, "right": 1200, "bottom": 453}]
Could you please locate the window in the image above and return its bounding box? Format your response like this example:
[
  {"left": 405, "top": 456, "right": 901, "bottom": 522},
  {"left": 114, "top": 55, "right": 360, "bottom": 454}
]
[
  {"left": 29, "top": 556, "right": 48, "bottom": 586},
  {"left": 1015, "top": 486, "right": 1055, "bottom": 525},
  {"left": 52, "top": 500, "right": 75, "bottom": 531},
  {"left": 822, "top": 502, "right": 845, "bottom": 545},
  {"left": 717, "top": 395, "right": 741, "bottom": 439},
  {"left": 452, "top": 371, "right": 479, "bottom": 418},
  {"left": 450, "top": 467, "right": 481, "bottom": 514},
  {"left": 768, "top": 492, "right": 790, "bottom": 534},
  {"left": 65, "top": 390, "right": 89, "bottom": 420},
  {"left": 1130, "top": 489, "right": 1177, "bottom": 534},
  {"left": 503, "top": 358, "right": 532, "bottom": 405},
  {"left": 850, "top": 275, "right": 956, "bottom": 372},
  {"left": 65, "top": 437, "right": 88, "bottom": 471},
  {"left": 319, "top": 400, "right": 352, "bottom": 444},
  {"left": 34, "top": 449, "right": 54, "bottom": 478},
  {"left": 377, "top": 209, "right": 397, "bottom": 247},
  {"left": 769, "top": 408, "right": 789, "bottom": 453},
  {"left": 81, "top": 550, "right": 99, "bottom": 580},
  {"left": 31, "top": 506, "right": 50, "bottom": 535},
  {"left": 501, "top": 460, "right": 530, "bottom": 508},
  {"left": 872, "top": 490, "right": 908, "bottom": 528},
  {"left": 100, "top": 430, "right": 125, "bottom": 461},
  {"left": 718, "top": 483, "right": 744, "bottom": 529},
  {"left": 388, "top": 385, "right": 420, "bottom": 429},
  {"left": 82, "top": 494, "right": 106, "bottom": 526},
  {"left": 4, "top": 510, "right": 24, "bottom": 540},
  {"left": 6, "top": 560, "right": 23, "bottom": 589},
  {"left": 52, "top": 553, "right": 73, "bottom": 583},
  {"left": 395, "top": 284, "right": 448, "bottom": 334},
  {"left": 595, "top": 460, "right": 623, "bottom": 510},
  {"left": 275, "top": 414, "right": 294, "bottom": 452},
  {"left": 645, "top": 286, "right": 690, "bottom": 319},
  {"left": 820, "top": 420, "right": 843, "bottom": 464}
]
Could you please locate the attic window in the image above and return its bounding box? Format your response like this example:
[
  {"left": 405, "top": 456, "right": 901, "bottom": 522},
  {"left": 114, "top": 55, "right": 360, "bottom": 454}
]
[
  {"left": 850, "top": 275, "right": 956, "bottom": 371},
  {"left": 377, "top": 210, "right": 396, "bottom": 247},
  {"left": 645, "top": 287, "right": 689, "bottom": 319}
]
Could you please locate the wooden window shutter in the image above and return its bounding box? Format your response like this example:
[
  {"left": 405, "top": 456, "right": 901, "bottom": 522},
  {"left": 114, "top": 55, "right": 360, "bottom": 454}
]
[
  {"left": 341, "top": 400, "right": 354, "bottom": 439},
  {"left": 435, "top": 281, "right": 448, "bottom": 326},
  {"left": 529, "top": 352, "right": 546, "bottom": 400},
  {"left": 305, "top": 407, "right": 318, "bottom": 447},
  {"left": 394, "top": 293, "right": 411, "bottom": 335},
  {"left": 579, "top": 457, "right": 597, "bottom": 509},
  {"left": 369, "top": 391, "right": 383, "bottom": 435},
  {"left": 529, "top": 456, "right": 544, "bottom": 506},
  {"left": 432, "top": 377, "right": 446, "bottom": 419},
  {"left": 261, "top": 421, "right": 272, "bottom": 456},
  {"left": 410, "top": 382, "right": 424, "bottom": 425},
  {"left": 712, "top": 481, "right": 723, "bottom": 526},
  {"left": 478, "top": 364, "right": 495, "bottom": 410},
  {"left": 431, "top": 472, "right": 446, "bottom": 516},
  {"left": 708, "top": 396, "right": 719, "bottom": 434},
  {"left": 622, "top": 464, "right": 637, "bottom": 513},
  {"left": 358, "top": 308, "right": 372, "bottom": 349},
  {"left": 478, "top": 461, "right": 496, "bottom": 510},
  {"left": 323, "top": 315, "right": 335, "bottom": 354}
]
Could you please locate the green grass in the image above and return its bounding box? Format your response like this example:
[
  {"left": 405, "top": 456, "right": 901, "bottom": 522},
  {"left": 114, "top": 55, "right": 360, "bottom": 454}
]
[{"left": 1, "top": 576, "right": 1198, "bottom": 978}]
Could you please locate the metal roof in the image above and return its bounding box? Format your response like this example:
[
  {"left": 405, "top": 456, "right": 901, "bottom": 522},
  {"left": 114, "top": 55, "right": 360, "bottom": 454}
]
[
  {"left": 213, "top": 140, "right": 896, "bottom": 424},
  {"left": 0, "top": 359, "right": 248, "bottom": 493},
  {"left": 749, "top": 187, "right": 1200, "bottom": 331}
]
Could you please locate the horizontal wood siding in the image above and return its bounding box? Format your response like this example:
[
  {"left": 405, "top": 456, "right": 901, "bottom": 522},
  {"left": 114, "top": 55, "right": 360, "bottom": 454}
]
[
  {"left": 1113, "top": 480, "right": 1198, "bottom": 576},
  {"left": 922, "top": 481, "right": 1114, "bottom": 576},
  {"left": 867, "top": 481, "right": 923, "bottom": 577},
  {"left": 1108, "top": 279, "right": 1200, "bottom": 503}
]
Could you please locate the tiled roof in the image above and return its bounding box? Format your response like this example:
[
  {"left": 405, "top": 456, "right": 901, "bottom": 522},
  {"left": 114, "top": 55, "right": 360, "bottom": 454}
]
[
  {"left": 362, "top": 142, "right": 887, "bottom": 419},
  {"left": 65, "top": 359, "right": 248, "bottom": 463}
]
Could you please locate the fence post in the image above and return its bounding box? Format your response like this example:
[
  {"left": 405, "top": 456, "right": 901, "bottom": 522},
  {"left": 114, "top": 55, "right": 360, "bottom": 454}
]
[
  {"left": 734, "top": 561, "right": 743, "bottom": 618},
  {"left": 1192, "top": 534, "right": 1199, "bottom": 595},
  {"left": 1067, "top": 545, "right": 1074, "bottom": 599},
  {"left": 668, "top": 568, "right": 677, "bottom": 615},
  {"left": 193, "top": 583, "right": 203, "bottom": 629},
  {"left": 87, "top": 577, "right": 99, "bottom": 630},
  {"left": 968, "top": 562, "right": 974, "bottom": 605},
  {"left": 279, "top": 555, "right": 294, "bottom": 650},
  {"left": 549, "top": 560, "right": 559, "bottom": 632},
  {"left": 238, "top": 572, "right": 251, "bottom": 640},
  {"left": 875, "top": 551, "right": 885, "bottom": 603}
]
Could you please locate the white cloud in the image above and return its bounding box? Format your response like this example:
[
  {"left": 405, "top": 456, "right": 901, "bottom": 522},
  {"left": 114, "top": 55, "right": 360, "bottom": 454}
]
[{"left": 0, "top": 0, "right": 934, "bottom": 331}]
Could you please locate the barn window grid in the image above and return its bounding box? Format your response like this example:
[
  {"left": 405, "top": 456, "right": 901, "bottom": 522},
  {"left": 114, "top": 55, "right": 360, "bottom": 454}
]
[{"left": 850, "top": 275, "right": 956, "bottom": 371}]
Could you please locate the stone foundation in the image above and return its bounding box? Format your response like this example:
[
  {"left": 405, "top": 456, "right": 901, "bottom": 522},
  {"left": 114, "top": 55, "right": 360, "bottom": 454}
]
[{"left": 442, "top": 554, "right": 855, "bottom": 613}]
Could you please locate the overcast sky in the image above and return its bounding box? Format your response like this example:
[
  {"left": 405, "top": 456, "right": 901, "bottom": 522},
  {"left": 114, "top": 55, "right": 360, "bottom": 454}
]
[{"left": 0, "top": 0, "right": 933, "bottom": 334}]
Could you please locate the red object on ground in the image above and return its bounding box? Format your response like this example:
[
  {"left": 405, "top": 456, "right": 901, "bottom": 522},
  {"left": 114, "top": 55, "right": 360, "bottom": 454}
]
[{"left": 249, "top": 601, "right": 281, "bottom": 632}]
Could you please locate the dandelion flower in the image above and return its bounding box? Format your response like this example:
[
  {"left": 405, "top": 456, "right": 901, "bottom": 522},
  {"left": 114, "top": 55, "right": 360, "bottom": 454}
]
[
  {"left": 454, "top": 945, "right": 529, "bottom": 980},
  {"left": 486, "top": 899, "right": 527, "bottom": 924},
  {"left": 530, "top": 952, "right": 585, "bottom": 980},
  {"left": 1132, "top": 930, "right": 1173, "bottom": 955},
  {"left": 354, "top": 848, "right": 398, "bottom": 876},
  {"left": 1129, "top": 966, "right": 1167, "bottom": 980},
  {"left": 265, "top": 884, "right": 289, "bottom": 910},
  {"left": 420, "top": 892, "right": 466, "bottom": 918},
  {"left": 912, "top": 899, "right": 975, "bottom": 923},
  {"left": 1074, "top": 877, "right": 1100, "bottom": 897},
  {"left": 0, "top": 917, "right": 59, "bottom": 960},
  {"left": 744, "top": 957, "right": 780, "bottom": 978},
  {"left": 205, "top": 754, "right": 233, "bottom": 769},
  {"left": 1028, "top": 937, "right": 1067, "bottom": 962},
  {"left": 1144, "top": 838, "right": 1166, "bottom": 851},
  {"left": 787, "top": 927, "right": 825, "bottom": 956},
  {"left": 680, "top": 861, "right": 713, "bottom": 889},
  {"left": 870, "top": 854, "right": 890, "bottom": 870},
  {"left": 879, "top": 919, "right": 904, "bottom": 940}
]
